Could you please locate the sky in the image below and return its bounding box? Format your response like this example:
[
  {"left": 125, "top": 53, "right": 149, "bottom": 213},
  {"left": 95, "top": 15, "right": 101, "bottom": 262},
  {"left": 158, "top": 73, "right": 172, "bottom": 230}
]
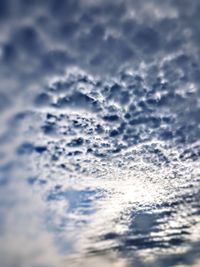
[{"left": 0, "top": 1, "right": 200, "bottom": 267}]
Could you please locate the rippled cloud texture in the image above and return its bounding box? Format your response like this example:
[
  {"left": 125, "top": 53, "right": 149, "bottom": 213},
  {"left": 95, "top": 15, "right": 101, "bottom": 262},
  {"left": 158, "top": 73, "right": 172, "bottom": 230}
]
[{"left": 0, "top": 1, "right": 200, "bottom": 267}]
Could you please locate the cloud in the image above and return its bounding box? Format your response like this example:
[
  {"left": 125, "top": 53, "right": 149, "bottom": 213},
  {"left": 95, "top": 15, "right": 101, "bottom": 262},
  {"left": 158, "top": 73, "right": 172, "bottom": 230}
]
[{"left": 1, "top": 0, "right": 200, "bottom": 267}]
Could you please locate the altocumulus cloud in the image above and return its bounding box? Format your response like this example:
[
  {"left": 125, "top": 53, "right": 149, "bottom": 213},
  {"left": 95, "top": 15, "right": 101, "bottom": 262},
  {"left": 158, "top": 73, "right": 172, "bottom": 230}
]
[{"left": 0, "top": 1, "right": 200, "bottom": 267}]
